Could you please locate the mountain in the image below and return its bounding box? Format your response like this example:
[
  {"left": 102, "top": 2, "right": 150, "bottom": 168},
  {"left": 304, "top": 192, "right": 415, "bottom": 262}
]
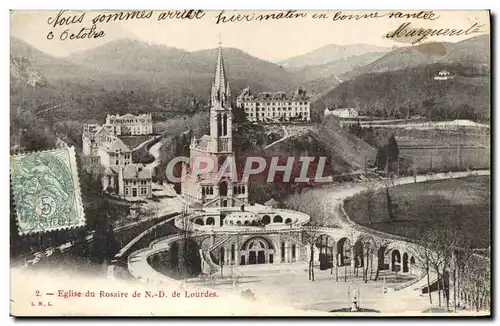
[
  {"left": 66, "top": 39, "right": 300, "bottom": 94},
  {"left": 10, "top": 37, "right": 305, "bottom": 124},
  {"left": 344, "top": 34, "right": 490, "bottom": 78},
  {"left": 278, "top": 44, "right": 392, "bottom": 68},
  {"left": 287, "top": 52, "right": 388, "bottom": 94},
  {"left": 315, "top": 62, "right": 490, "bottom": 122}
]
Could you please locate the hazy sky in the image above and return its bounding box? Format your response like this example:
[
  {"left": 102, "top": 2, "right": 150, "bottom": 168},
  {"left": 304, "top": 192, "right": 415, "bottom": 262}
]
[{"left": 10, "top": 10, "right": 490, "bottom": 62}]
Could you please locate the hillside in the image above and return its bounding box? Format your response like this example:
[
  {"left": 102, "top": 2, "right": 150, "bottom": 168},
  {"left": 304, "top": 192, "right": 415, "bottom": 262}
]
[
  {"left": 287, "top": 52, "right": 388, "bottom": 94},
  {"left": 10, "top": 37, "right": 305, "bottom": 123},
  {"left": 278, "top": 43, "right": 391, "bottom": 68},
  {"left": 268, "top": 117, "right": 376, "bottom": 173},
  {"left": 10, "top": 56, "right": 47, "bottom": 88},
  {"left": 344, "top": 34, "right": 490, "bottom": 78},
  {"left": 315, "top": 62, "right": 490, "bottom": 121}
]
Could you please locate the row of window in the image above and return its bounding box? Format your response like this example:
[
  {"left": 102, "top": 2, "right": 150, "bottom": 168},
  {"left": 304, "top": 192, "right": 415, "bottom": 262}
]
[
  {"left": 247, "top": 112, "right": 309, "bottom": 117},
  {"left": 108, "top": 119, "right": 151, "bottom": 124},
  {"left": 124, "top": 186, "right": 149, "bottom": 196},
  {"left": 124, "top": 180, "right": 149, "bottom": 186},
  {"left": 239, "top": 101, "right": 309, "bottom": 106},
  {"left": 245, "top": 106, "right": 309, "bottom": 112}
]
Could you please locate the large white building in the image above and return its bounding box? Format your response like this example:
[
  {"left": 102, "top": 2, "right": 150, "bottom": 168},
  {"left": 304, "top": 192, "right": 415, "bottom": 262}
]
[
  {"left": 104, "top": 113, "right": 153, "bottom": 136},
  {"left": 236, "top": 87, "right": 311, "bottom": 123}
]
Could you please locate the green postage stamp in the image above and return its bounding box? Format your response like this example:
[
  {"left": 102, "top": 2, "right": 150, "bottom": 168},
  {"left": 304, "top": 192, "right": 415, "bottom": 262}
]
[{"left": 10, "top": 147, "right": 85, "bottom": 235}]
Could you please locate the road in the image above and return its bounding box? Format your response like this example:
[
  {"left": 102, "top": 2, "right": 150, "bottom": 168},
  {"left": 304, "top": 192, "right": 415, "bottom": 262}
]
[{"left": 264, "top": 125, "right": 289, "bottom": 149}]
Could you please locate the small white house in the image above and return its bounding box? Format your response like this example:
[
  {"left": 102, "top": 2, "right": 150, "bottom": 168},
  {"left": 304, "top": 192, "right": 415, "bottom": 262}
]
[
  {"left": 324, "top": 108, "right": 359, "bottom": 119},
  {"left": 434, "top": 70, "right": 454, "bottom": 81}
]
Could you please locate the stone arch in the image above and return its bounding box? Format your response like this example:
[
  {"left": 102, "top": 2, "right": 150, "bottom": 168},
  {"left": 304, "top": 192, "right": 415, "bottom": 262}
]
[
  {"left": 402, "top": 253, "right": 409, "bottom": 273},
  {"left": 315, "top": 234, "right": 335, "bottom": 268},
  {"left": 222, "top": 113, "right": 228, "bottom": 136},
  {"left": 240, "top": 236, "right": 276, "bottom": 265},
  {"left": 206, "top": 217, "right": 215, "bottom": 225},
  {"left": 194, "top": 218, "right": 204, "bottom": 225},
  {"left": 391, "top": 249, "right": 401, "bottom": 272},
  {"left": 353, "top": 239, "right": 364, "bottom": 268},
  {"left": 273, "top": 215, "right": 283, "bottom": 223},
  {"left": 378, "top": 246, "right": 389, "bottom": 270},
  {"left": 217, "top": 113, "right": 222, "bottom": 137},
  {"left": 244, "top": 220, "right": 250, "bottom": 225},
  {"left": 336, "top": 237, "right": 351, "bottom": 266},
  {"left": 262, "top": 215, "right": 271, "bottom": 225},
  {"left": 285, "top": 218, "right": 292, "bottom": 224}
]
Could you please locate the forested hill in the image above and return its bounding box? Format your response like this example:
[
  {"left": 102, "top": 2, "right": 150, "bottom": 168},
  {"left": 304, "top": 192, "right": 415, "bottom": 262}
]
[{"left": 314, "top": 62, "right": 490, "bottom": 122}]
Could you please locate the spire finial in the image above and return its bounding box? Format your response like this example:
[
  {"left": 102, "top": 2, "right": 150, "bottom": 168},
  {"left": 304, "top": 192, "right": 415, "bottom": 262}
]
[{"left": 218, "top": 33, "right": 222, "bottom": 47}]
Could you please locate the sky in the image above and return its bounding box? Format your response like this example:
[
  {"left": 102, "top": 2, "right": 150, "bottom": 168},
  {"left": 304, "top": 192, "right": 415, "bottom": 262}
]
[{"left": 10, "top": 10, "right": 490, "bottom": 62}]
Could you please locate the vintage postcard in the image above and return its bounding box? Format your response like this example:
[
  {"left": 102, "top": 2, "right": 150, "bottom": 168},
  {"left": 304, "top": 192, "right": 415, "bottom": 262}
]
[{"left": 10, "top": 9, "right": 491, "bottom": 317}]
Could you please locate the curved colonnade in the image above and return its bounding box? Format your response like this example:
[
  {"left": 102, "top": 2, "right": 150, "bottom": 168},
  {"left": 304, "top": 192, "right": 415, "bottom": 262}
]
[{"left": 127, "top": 170, "right": 490, "bottom": 307}]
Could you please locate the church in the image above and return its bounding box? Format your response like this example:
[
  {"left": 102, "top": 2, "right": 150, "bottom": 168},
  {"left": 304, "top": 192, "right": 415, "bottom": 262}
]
[
  {"left": 177, "top": 42, "right": 311, "bottom": 268},
  {"left": 181, "top": 43, "right": 249, "bottom": 221}
]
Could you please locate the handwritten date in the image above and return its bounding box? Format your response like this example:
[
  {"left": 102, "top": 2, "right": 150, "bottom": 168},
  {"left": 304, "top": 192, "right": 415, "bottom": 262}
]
[{"left": 47, "top": 24, "right": 105, "bottom": 41}]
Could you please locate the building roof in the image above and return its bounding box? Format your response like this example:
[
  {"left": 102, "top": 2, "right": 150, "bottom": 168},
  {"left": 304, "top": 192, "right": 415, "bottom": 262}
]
[
  {"left": 121, "top": 164, "right": 152, "bottom": 179},
  {"left": 237, "top": 87, "right": 309, "bottom": 102},
  {"left": 264, "top": 198, "right": 281, "bottom": 207},
  {"left": 104, "top": 166, "right": 120, "bottom": 175},
  {"left": 195, "top": 135, "right": 212, "bottom": 151},
  {"left": 106, "top": 138, "right": 130, "bottom": 152},
  {"left": 107, "top": 113, "right": 152, "bottom": 120},
  {"left": 211, "top": 43, "right": 231, "bottom": 108}
]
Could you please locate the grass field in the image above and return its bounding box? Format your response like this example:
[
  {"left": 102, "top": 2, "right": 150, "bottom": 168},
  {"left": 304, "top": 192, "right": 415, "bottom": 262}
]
[{"left": 344, "top": 176, "right": 490, "bottom": 248}]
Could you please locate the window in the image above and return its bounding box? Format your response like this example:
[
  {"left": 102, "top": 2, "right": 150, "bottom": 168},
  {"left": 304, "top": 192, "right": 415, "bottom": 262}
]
[
  {"left": 141, "top": 180, "right": 147, "bottom": 185},
  {"left": 140, "top": 187, "right": 147, "bottom": 195},
  {"left": 125, "top": 188, "right": 129, "bottom": 196},
  {"left": 133, "top": 181, "right": 137, "bottom": 185}
]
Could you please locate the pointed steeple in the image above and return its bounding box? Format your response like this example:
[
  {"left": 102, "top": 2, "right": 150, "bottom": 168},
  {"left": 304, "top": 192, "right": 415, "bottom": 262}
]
[{"left": 211, "top": 37, "right": 231, "bottom": 109}]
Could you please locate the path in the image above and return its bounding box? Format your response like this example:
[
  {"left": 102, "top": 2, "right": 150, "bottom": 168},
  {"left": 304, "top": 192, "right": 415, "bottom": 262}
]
[{"left": 264, "top": 125, "right": 288, "bottom": 149}]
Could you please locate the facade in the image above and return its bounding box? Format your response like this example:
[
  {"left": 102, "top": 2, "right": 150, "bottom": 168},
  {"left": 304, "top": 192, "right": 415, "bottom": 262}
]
[
  {"left": 236, "top": 87, "right": 311, "bottom": 123},
  {"left": 181, "top": 43, "right": 248, "bottom": 212},
  {"left": 104, "top": 113, "right": 153, "bottom": 136},
  {"left": 179, "top": 43, "right": 312, "bottom": 267},
  {"left": 102, "top": 163, "right": 153, "bottom": 199},
  {"left": 82, "top": 118, "right": 152, "bottom": 200},
  {"left": 324, "top": 107, "right": 359, "bottom": 119}
]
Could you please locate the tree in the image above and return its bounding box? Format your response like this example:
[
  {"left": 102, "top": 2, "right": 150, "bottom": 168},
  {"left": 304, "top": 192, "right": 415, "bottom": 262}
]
[
  {"left": 417, "top": 223, "right": 457, "bottom": 309},
  {"left": 363, "top": 182, "right": 376, "bottom": 225},
  {"left": 375, "top": 134, "right": 400, "bottom": 173},
  {"left": 372, "top": 238, "right": 390, "bottom": 282},
  {"left": 386, "top": 134, "right": 399, "bottom": 169}
]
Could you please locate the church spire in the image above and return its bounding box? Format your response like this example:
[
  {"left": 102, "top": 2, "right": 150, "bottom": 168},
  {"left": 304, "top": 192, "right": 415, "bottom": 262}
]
[{"left": 211, "top": 37, "right": 231, "bottom": 109}]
